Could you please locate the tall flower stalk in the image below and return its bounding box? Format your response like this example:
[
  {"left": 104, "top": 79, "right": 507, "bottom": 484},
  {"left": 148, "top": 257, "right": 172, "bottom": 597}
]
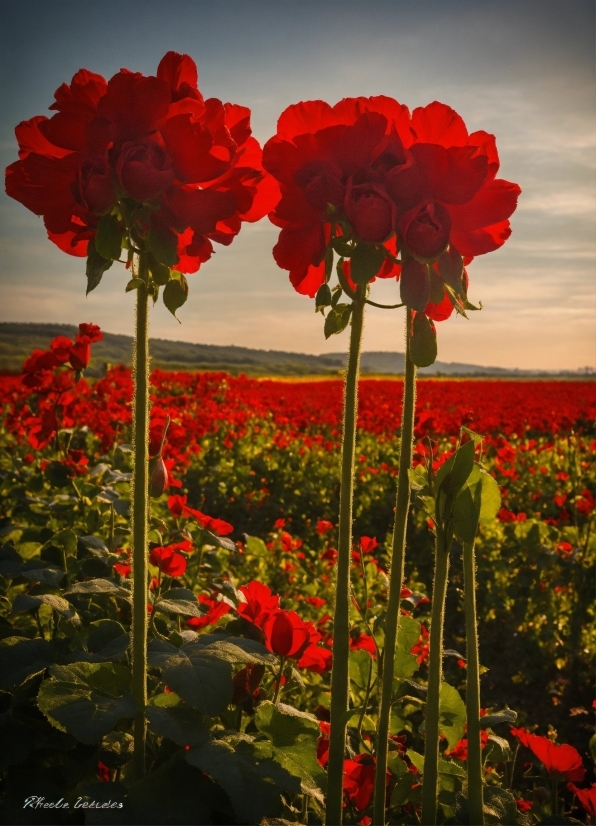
[
  {"left": 421, "top": 520, "right": 453, "bottom": 825},
  {"left": 372, "top": 308, "right": 416, "bottom": 825},
  {"left": 463, "top": 539, "right": 484, "bottom": 825},
  {"left": 326, "top": 285, "right": 366, "bottom": 826},
  {"left": 130, "top": 259, "right": 150, "bottom": 777},
  {"left": 5, "top": 50, "right": 274, "bottom": 777}
]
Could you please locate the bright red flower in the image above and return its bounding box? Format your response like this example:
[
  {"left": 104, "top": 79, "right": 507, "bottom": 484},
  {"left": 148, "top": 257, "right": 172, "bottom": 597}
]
[
  {"left": 6, "top": 52, "right": 277, "bottom": 274},
  {"left": 349, "top": 632, "right": 377, "bottom": 658},
  {"left": 343, "top": 753, "right": 389, "bottom": 812},
  {"left": 523, "top": 734, "right": 585, "bottom": 782},
  {"left": 149, "top": 544, "right": 188, "bottom": 577},
  {"left": 567, "top": 783, "right": 596, "bottom": 818},
  {"left": 360, "top": 536, "right": 378, "bottom": 554},
  {"left": 316, "top": 519, "right": 334, "bottom": 535},
  {"left": 167, "top": 493, "right": 187, "bottom": 517},
  {"left": 262, "top": 609, "right": 312, "bottom": 659},
  {"left": 263, "top": 97, "right": 520, "bottom": 304},
  {"left": 516, "top": 799, "right": 533, "bottom": 813},
  {"left": 445, "top": 730, "right": 489, "bottom": 761},
  {"left": 238, "top": 581, "right": 280, "bottom": 629},
  {"left": 185, "top": 593, "right": 230, "bottom": 630},
  {"left": 297, "top": 644, "right": 332, "bottom": 674},
  {"left": 180, "top": 503, "right": 233, "bottom": 536}
]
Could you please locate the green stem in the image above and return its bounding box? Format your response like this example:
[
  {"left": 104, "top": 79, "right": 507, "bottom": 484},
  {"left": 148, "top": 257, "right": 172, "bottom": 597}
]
[
  {"left": 272, "top": 656, "right": 286, "bottom": 704},
  {"left": 420, "top": 526, "right": 452, "bottom": 825},
  {"left": 373, "top": 309, "right": 417, "bottom": 826},
  {"left": 463, "top": 540, "right": 484, "bottom": 825},
  {"left": 131, "top": 268, "right": 150, "bottom": 779},
  {"left": 326, "top": 287, "right": 366, "bottom": 826}
]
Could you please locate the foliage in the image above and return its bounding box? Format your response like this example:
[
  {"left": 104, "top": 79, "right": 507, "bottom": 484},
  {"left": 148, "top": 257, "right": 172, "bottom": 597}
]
[{"left": 0, "top": 362, "right": 594, "bottom": 824}]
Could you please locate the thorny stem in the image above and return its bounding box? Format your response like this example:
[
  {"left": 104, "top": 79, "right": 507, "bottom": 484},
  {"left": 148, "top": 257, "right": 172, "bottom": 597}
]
[
  {"left": 131, "top": 254, "right": 150, "bottom": 779},
  {"left": 326, "top": 286, "right": 366, "bottom": 826},
  {"left": 373, "top": 309, "right": 417, "bottom": 826}
]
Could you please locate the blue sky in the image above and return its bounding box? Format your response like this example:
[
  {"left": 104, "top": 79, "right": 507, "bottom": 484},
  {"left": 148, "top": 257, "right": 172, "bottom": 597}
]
[{"left": 1, "top": 0, "right": 594, "bottom": 369}]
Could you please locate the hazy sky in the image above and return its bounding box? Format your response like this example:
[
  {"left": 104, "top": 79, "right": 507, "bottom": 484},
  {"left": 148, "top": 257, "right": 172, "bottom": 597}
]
[{"left": 1, "top": 0, "right": 594, "bottom": 369}]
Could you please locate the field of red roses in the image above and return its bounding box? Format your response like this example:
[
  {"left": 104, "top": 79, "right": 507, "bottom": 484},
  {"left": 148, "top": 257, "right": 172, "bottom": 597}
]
[{"left": 0, "top": 346, "right": 595, "bottom": 825}]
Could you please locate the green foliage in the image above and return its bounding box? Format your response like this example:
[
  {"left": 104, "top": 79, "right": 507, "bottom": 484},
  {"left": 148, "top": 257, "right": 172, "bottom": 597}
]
[{"left": 37, "top": 662, "right": 135, "bottom": 743}]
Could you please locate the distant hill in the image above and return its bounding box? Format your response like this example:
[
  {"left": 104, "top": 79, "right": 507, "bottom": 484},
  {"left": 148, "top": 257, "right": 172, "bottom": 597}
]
[{"left": 0, "top": 322, "right": 591, "bottom": 377}]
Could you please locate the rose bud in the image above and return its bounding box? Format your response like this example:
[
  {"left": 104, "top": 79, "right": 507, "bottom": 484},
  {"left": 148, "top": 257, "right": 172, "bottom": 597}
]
[
  {"left": 399, "top": 201, "right": 451, "bottom": 261},
  {"left": 344, "top": 181, "right": 394, "bottom": 244},
  {"left": 69, "top": 336, "right": 91, "bottom": 371},
  {"left": 150, "top": 455, "right": 169, "bottom": 498}
]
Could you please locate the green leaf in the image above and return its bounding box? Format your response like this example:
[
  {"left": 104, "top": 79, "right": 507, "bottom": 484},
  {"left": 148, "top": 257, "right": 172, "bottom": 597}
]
[
  {"left": 406, "top": 749, "right": 466, "bottom": 778},
  {"left": 350, "top": 243, "right": 386, "bottom": 284},
  {"left": 146, "top": 705, "right": 209, "bottom": 748},
  {"left": 148, "top": 256, "right": 171, "bottom": 286},
  {"left": 200, "top": 528, "right": 236, "bottom": 552},
  {"left": 255, "top": 701, "right": 326, "bottom": 800},
  {"left": 37, "top": 662, "right": 135, "bottom": 743},
  {"left": 442, "top": 439, "right": 476, "bottom": 495},
  {"left": 453, "top": 466, "right": 502, "bottom": 543},
  {"left": 51, "top": 528, "right": 77, "bottom": 556},
  {"left": 483, "top": 734, "right": 512, "bottom": 763},
  {"left": 349, "top": 648, "right": 376, "bottom": 689},
  {"left": 86, "top": 240, "right": 113, "bottom": 295},
  {"left": 0, "top": 637, "right": 54, "bottom": 690},
  {"left": 186, "top": 736, "right": 299, "bottom": 824},
  {"left": 0, "top": 544, "right": 24, "bottom": 578},
  {"left": 125, "top": 277, "right": 144, "bottom": 293},
  {"left": 394, "top": 616, "right": 421, "bottom": 680},
  {"left": 88, "top": 619, "right": 126, "bottom": 653},
  {"left": 163, "top": 273, "right": 189, "bottom": 320},
  {"left": 154, "top": 590, "right": 204, "bottom": 619},
  {"left": 12, "top": 593, "right": 80, "bottom": 625},
  {"left": 480, "top": 708, "right": 517, "bottom": 728},
  {"left": 315, "top": 282, "right": 332, "bottom": 312},
  {"left": 439, "top": 683, "right": 466, "bottom": 750},
  {"left": 324, "top": 303, "right": 352, "bottom": 339},
  {"left": 147, "top": 226, "right": 179, "bottom": 267},
  {"left": 66, "top": 578, "right": 130, "bottom": 598},
  {"left": 98, "top": 731, "right": 134, "bottom": 769},
  {"left": 410, "top": 313, "right": 437, "bottom": 368},
  {"left": 95, "top": 215, "right": 122, "bottom": 261},
  {"left": 147, "top": 638, "right": 233, "bottom": 715},
  {"left": 196, "top": 636, "right": 276, "bottom": 666}
]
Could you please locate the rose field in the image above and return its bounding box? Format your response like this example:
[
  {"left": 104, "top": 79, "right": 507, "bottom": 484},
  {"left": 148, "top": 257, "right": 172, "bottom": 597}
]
[
  {"left": 0, "top": 354, "right": 594, "bottom": 824},
  {"left": 2, "top": 42, "right": 595, "bottom": 826}
]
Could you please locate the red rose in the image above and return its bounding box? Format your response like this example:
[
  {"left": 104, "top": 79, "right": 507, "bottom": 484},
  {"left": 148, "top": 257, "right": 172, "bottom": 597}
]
[
  {"left": 68, "top": 336, "right": 91, "bottom": 371},
  {"left": 6, "top": 52, "right": 278, "bottom": 275},
  {"left": 263, "top": 609, "right": 312, "bottom": 659},
  {"left": 238, "top": 581, "right": 280, "bottom": 629},
  {"left": 344, "top": 181, "right": 394, "bottom": 243},
  {"left": 398, "top": 201, "right": 451, "bottom": 261},
  {"left": 264, "top": 96, "right": 520, "bottom": 309}
]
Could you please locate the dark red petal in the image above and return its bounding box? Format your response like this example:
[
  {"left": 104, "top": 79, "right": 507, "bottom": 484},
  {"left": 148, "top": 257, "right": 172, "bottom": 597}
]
[
  {"left": 15, "top": 116, "right": 71, "bottom": 160},
  {"left": 273, "top": 221, "right": 326, "bottom": 275},
  {"left": 450, "top": 219, "right": 512, "bottom": 257},
  {"left": 411, "top": 101, "right": 468, "bottom": 147},
  {"left": 276, "top": 100, "right": 342, "bottom": 141},
  {"left": 448, "top": 179, "right": 521, "bottom": 232},
  {"left": 156, "top": 51, "right": 198, "bottom": 92},
  {"left": 289, "top": 261, "right": 326, "bottom": 298},
  {"left": 411, "top": 143, "right": 489, "bottom": 205}
]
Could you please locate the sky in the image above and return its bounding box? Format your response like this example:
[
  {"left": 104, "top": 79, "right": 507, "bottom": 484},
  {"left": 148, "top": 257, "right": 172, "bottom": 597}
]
[{"left": 0, "top": 0, "right": 594, "bottom": 370}]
